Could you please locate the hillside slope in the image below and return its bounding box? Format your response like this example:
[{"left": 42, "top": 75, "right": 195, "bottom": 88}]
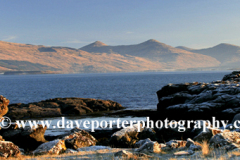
[
  {"left": 176, "top": 43, "right": 240, "bottom": 68},
  {"left": 0, "top": 40, "right": 220, "bottom": 73}
]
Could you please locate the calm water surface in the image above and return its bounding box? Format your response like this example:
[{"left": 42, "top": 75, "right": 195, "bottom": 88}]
[{"left": 0, "top": 71, "right": 231, "bottom": 109}]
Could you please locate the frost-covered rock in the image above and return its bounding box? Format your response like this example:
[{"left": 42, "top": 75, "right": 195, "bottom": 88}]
[
  {"left": 0, "top": 141, "right": 21, "bottom": 158},
  {"left": 109, "top": 124, "right": 144, "bottom": 148},
  {"left": 33, "top": 139, "right": 66, "bottom": 155},
  {"left": 63, "top": 128, "right": 97, "bottom": 149}
]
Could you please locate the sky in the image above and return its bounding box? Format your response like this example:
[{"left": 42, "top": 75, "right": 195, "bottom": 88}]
[{"left": 1, "top": 0, "right": 240, "bottom": 49}]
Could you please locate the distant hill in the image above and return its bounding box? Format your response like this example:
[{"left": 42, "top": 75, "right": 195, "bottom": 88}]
[
  {"left": 176, "top": 43, "right": 240, "bottom": 68},
  {"left": 0, "top": 40, "right": 223, "bottom": 74},
  {"left": 80, "top": 39, "right": 220, "bottom": 69}
]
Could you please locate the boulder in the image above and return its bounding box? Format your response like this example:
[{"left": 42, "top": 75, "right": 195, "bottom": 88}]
[
  {"left": 0, "top": 141, "right": 21, "bottom": 158},
  {"left": 63, "top": 128, "right": 97, "bottom": 149},
  {"left": 109, "top": 124, "right": 144, "bottom": 148},
  {"left": 193, "top": 128, "right": 213, "bottom": 142},
  {"left": 114, "top": 150, "right": 133, "bottom": 159},
  {"left": 7, "top": 98, "right": 124, "bottom": 120},
  {"left": 134, "top": 138, "right": 151, "bottom": 148},
  {"left": 138, "top": 128, "right": 157, "bottom": 141},
  {"left": 134, "top": 141, "right": 161, "bottom": 153},
  {"left": 0, "top": 124, "right": 47, "bottom": 151},
  {"left": 0, "top": 95, "right": 9, "bottom": 119},
  {"left": 165, "top": 140, "right": 187, "bottom": 149},
  {"left": 209, "top": 131, "right": 240, "bottom": 150},
  {"left": 33, "top": 139, "right": 66, "bottom": 155}
]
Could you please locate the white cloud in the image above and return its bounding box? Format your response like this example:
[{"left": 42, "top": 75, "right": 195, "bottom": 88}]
[{"left": 2, "top": 35, "right": 17, "bottom": 41}]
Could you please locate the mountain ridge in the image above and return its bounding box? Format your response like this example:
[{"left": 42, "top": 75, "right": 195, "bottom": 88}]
[{"left": 1, "top": 40, "right": 236, "bottom": 74}]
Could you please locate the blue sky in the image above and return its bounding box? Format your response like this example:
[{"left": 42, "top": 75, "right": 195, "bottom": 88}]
[{"left": 1, "top": 0, "right": 240, "bottom": 49}]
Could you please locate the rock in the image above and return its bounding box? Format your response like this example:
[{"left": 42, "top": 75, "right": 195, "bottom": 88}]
[
  {"left": 77, "top": 146, "right": 111, "bottom": 151},
  {"left": 173, "top": 150, "right": 194, "bottom": 156},
  {"left": 185, "top": 138, "right": 202, "bottom": 151},
  {"left": 0, "top": 124, "right": 47, "bottom": 150},
  {"left": 0, "top": 95, "right": 9, "bottom": 119},
  {"left": 138, "top": 128, "right": 157, "bottom": 141},
  {"left": 209, "top": 131, "right": 240, "bottom": 150},
  {"left": 65, "top": 149, "right": 77, "bottom": 154},
  {"left": 186, "top": 138, "right": 195, "bottom": 147},
  {"left": 165, "top": 140, "right": 187, "bottom": 149},
  {"left": 156, "top": 71, "right": 240, "bottom": 121},
  {"left": 114, "top": 150, "right": 133, "bottom": 159},
  {"left": 109, "top": 124, "right": 144, "bottom": 148},
  {"left": 135, "top": 141, "right": 161, "bottom": 153},
  {"left": 191, "top": 120, "right": 213, "bottom": 137},
  {"left": 0, "top": 141, "right": 21, "bottom": 158},
  {"left": 193, "top": 128, "right": 213, "bottom": 142},
  {"left": 232, "top": 113, "right": 240, "bottom": 127},
  {"left": 222, "top": 71, "right": 240, "bottom": 82},
  {"left": 156, "top": 121, "right": 191, "bottom": 143},
  {"left": 90, "top": 128, "right": 121, "bottom": 146},
  {"left": 211, "top": 128, "right": 222, "bottom": 136},
  {"left": 7, "top": 97, "right": 124, "bottom": 120},
  {"left": 134, "top": 138, "right": 152, "bottom": 148},
  {"left": 33, "top": 139, "right": 66, "bottom": 155},
  {"left": 63, "top": 128, "right": 97, "bottom": 149},
  {"left": 189, "top": 144, "right": 201, "bottom": 151}
]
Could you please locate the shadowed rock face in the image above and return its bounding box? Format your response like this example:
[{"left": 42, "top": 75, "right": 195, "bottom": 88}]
[
  {"left": 7, "top": 97, "right": 124, "bottom": 120},
  {"left": 156, "top": 71, "right": 240, "bottom": 121},
  {"left": 0, "top": 124, "right": 47, "bottom": 151}
]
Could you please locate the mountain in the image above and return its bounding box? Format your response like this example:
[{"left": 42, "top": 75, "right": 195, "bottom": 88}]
[
  {"left": 80, "top": 39, "right": 220, "bottom": 69},
  {"left": 0, "top": 40, "right": 221, "bottom": 74},
  {"left": 177, "top": 43, "right": 240, "bottom": 68}
]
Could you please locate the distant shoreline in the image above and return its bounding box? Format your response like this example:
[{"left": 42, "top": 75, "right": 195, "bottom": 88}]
[
  {"left": 0, "top": 68, "right": 236, "bottom": 76},
  {"left": 3, "top": 71, "right": 57, "bottom": 75}
]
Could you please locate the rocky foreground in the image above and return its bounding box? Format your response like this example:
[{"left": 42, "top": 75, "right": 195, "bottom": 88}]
[{"left": 2, "top": 71, "right": 240, "bottom": 159}]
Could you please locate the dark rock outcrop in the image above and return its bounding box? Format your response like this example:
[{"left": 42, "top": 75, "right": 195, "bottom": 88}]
[
  {"left": 7, "top": 97, "right": 123, "bottom": 120},
  {"left": 156, "top": 71, "right": 240, "bottom": 121},
  {"left": 0, "top": 124, "right": 47, "bottom": 151}
]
